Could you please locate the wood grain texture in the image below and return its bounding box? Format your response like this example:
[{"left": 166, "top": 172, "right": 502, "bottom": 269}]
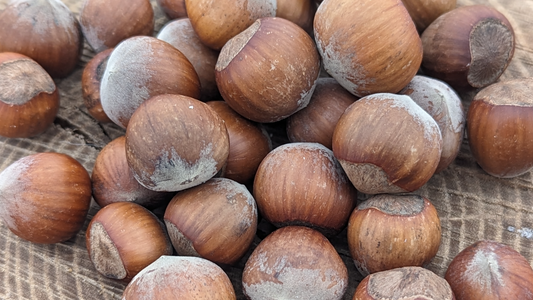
[{"left": 0, "top": 0, "right": 532, "bottom": 299}]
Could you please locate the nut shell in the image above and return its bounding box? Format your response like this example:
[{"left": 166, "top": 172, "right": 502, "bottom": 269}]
[
  {"left": 0, "top": 52, "right": 60, "bottom": 138},
  {"left": 401, "top": 0, "right": 456, "bottom": 32},
  {"left": 157, "top": 0, "right": 187, "bottom": 19},
  {"left": 125, "top": 94, "right": 229, "bottom": 192},
  {"left": 0, "top": 153, "right": 92, "bottom": 244},
  {"left": 0, "top": 0, "right": 82, "bottom": 78},
  {"left": 82, "top": 48, "right": 113, "bottom": 123}
]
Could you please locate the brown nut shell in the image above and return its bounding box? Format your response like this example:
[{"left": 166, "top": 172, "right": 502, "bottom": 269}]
[
  {"left": 122, "top": 256, "right": 236, "bottom": 300},
  {"left": 157, "top": 18, "right": 220, "bottom": 101},
  {"left": 242, "top": 226, "right": 348, "bottom": 300},
  {"left": 0, "top": 52, "right": 60, "bottom": 138},
  {"left": 401, "top": 0, "right": 456, "bottom": 32},
  {"left": 206, "top": 101, "right": 272, "bottom": 184},
  {"left": 157, "top": 0, "right": 187, "bottom": 19},
  {"left": 125, "top": 94, "right": 229, "bottom": 192},
  {"left": 421, "top": 5, "right": 515, "bottom": 89},
  {"left": 0, "top": 153, "right": 92, "bottom": 244},
  {"left": 354, "top": 266, "right": 455, "bottom": 300},
  {"left": 347, "top": 194, "right": 441, "bottom": 276},
  {"left": 86, "top": 202, "right": 173, "bottom": 282},
  {"left": 0, "top": 0, "right": 82, "bottom": 78},
  {"left": 185, "top": 0, "right": 276, "bottom": 50},
  {"left": 276, "top": 0, "right": 316, "bottom": 33},
  {"left": 314, "top": 0, "right": 422, "bottom": 97},
  {"left": 332, "top": 93, "right": 442, "bottom": 194},
  {"left": 467, "top": 78, "right": 533, "bottom": 178},
  {"left": 216, "top": 17, "right": 320, "bottom": 123},
  {"left": 92, "top": 136, "right": 174, "bottom": 208},
  {"left": 287, "top": 78, "right": 358, "bottom": 149},
  {"left": 253, "top": 142, "right": 357, "bottom": 235},
  {"left": 163, "top": 178, "right": 258, "bottom": 265},
  {"left": 400, "top": 75, "right": 465, "bottom": 173},
  {"left": 82, "top": 48, "right": 113, "bottom": 123},
  {"left": 100, "top": 36, "right": 201, "bottom": 128},
  {"left": 444, "top": 240, "right": 533, "bottom": 300},
  {"left": 80, "top": 0, "right": 154, "bottom": 53}
]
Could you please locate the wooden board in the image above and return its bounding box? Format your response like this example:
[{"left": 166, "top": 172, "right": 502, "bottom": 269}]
[{"left": 0, "top": 0, "right": 532, "bottom": 299}]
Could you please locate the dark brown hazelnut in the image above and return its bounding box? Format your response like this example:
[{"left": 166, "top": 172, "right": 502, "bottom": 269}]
[
  {"left": 445, "top": 240, "right": 533, "bottom": 300},
  {"left": 216, "top": 17, "right": 320, "bottom": 123},
  {"left": 156, "top": 0, "right": 187, "bottom": 20},
  {"left": 347, "top": 194, "right": 441, "bottom": 276},
  {"left": 86, "top": 202, "right": 173, "bottom": 282},
  {"left": 276, "top": 0, "right": 316, "bottom": 33},
  {"left": 0, "top": 0, "right": 82, "bottom": 78},
  {"left": 421, "top": 5, "right": 515, "bottom": 89},
  {"left": 401, "top": 0, "right": 456, "bottom": 32},
  {"left": 0, "top": 153, "right": 92, "bottom": 244},
  {"left": 125, "top": 94, "right": 229, "bottom": 192},
  {"left": 242, "top": 226, "right": 348, "bottom": 299},
  {"left": 82, "top": 48, "right": 113, "bottom": 123},
  {"left": 0, "top": 52, "right": 60, "bottom": 138}
]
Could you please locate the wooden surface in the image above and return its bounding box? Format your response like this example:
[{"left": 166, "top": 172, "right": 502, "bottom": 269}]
[{"left": 0, "top": 0, "right": 532, "bottom": 299}]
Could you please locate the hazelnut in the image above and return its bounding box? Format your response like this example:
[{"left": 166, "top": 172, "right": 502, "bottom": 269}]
[
  {"left": 164, "top": 178, "right": 258, "bottom": 265},
  {"left": 332, "top": 93, "right": 442, "bottom": 194},
  {"left": 347, "top": 194, "right": 441, "bottom": 276},
  {"left": 401, "top": 0, "right": 456, "bottom": 32},
  {"left": 206, "top": 101, "right": 272, "bottom": 184},
  {"left": 276, "top": 0, "right": 316, "bottom": 33},
  {"left": 421, "top": 5, "right": 515, "bottom": 89},
  {"left": 242, "top": 226, "right": 348, "bottom": 300},
  {"left": 91, "top": 136, "right": 174, "bottom": 209},
  {"left": 81, "top": 48, "right": 113, "bottom": 123},
  {"left": 286, "top": 77, "right": 358, "bottom": 149},
  {"left": 156, "top": 0, "right": 187, "bottom": 20},
  {"left": 125, "top": 94, "right": 229, "bottom": 192},
  {"left": 216, "top": 17, "right": 321, "bottom": 123},
  {"left": 399, "top": 75, "right": 465, "bottom": 173},
  {"left": 86, "top": 202, "right": 173, "bottom": 282},
  {"left": 80, "top": 0, "right": 154, "bottom": 53},
  {"left": 0, "top": 52, "right": 60, "bottom": 138},
  {"left": 122, "top": 256, "right": 236, "bottom": 300},
  {"left": 0, "top": 153, "right": 92, "bottom": 244},
  {"left": 185, "top": 0, "right": 276, "bottom": 50},
  {"left": 157, "top": 18, "right": 220, "bottom": 101},
  {"left": 100, "top": 36, "right": 201, "bottom": 128},
  {"left": 314, "top": 0, "right": 422, "bottom": 97},
  {"left": 445, "top": 240, "right": 533, "bottom": 300},
  {"left": 0, "top": 0, "right": 82, "bottom": 78},
  {"left": 467, "top": 78, "right": 533, "bottom": 178},
  {"left": 253, "top": 142, "right": 357, "bottom": 235},
  {"left": 354, "top": 266, "right": 455, "bottom": 300}
]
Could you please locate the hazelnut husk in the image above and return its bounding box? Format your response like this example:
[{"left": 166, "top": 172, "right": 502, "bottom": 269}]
[
  {"left": 286, "top": 77, "right": 358, "bottom": 149},
  {"left": 100, "top": 36, "right": 201, "bottom": 128},
  {"left": 92, "top": 136, "right": 174, "bottom": 208},
  {"left": 122, "top": 256, "right": 236, "bottom": 300},
  {"left": 332, "top": 93, "right": 442, "bottom": 194},
  {"left": 467, "top": 78, "right": 533, "bottom": 178},
  {"left": 347, "top": 194, "right": 441, "bottom": 276},
  {"left": 314, "top": 0, "right": 422, "bottom": 97},
  {"left": 253, "top": 142, "right": 357, "bottom": 236},
  {"left": 82, "top": 48, "right": 113, "bottom": 123},
  {"left": 445, "top": 240, "right": 533, "bottom": 300},
  {"left": 401, "top": 0, "right": 456, "bottom": 32},
  {"left": 216, "top": 17, "right": 320, "bottom": 123},
  {"left": 80, "top": 0, "right": 154, "bottom": 53},
  {"left": 354, "top": 266, "right": 455, "bottom": 300},
  {"left": 0, "top": 153, "right": 92, "bottom": 244},
  {"left": 157, "top": 0, "right": 187, "bottom": 19},
  {"left": 400, "top": 75, "right": 465, "bottom": 173},
  {"left": 0, "top": 0, "right": 82, "bottom": 78},
  {"left": 185, "top": 0, "right": 276, "bottom": 50},
  {"left": 242, "top": 226, "right": 348, "bottom": 300},
  {"left": 86, "top": 202, "right": 173, "bottom": 282},
  {"left": 157, "top": 18, "right": 220, "bottom": 101},
  {"left": 163, "top": 178, "right": 258, "bottom": 265},
  {"left": 421, "top": 5, "right": 515, "bottom": 89},
  {"left": 0, "top": 52, "right": 60, "bottom": 138},
  {"left": 206, "top": 101, "right": 272, "bottom": 184},
  {"left": 125, "top": 94, "right": 229, "bottom": 192}
]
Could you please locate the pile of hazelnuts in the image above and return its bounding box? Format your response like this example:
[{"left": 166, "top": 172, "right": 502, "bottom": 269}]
[{"left": 0, "top": 0, "right": 533, "bottom": 299}]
